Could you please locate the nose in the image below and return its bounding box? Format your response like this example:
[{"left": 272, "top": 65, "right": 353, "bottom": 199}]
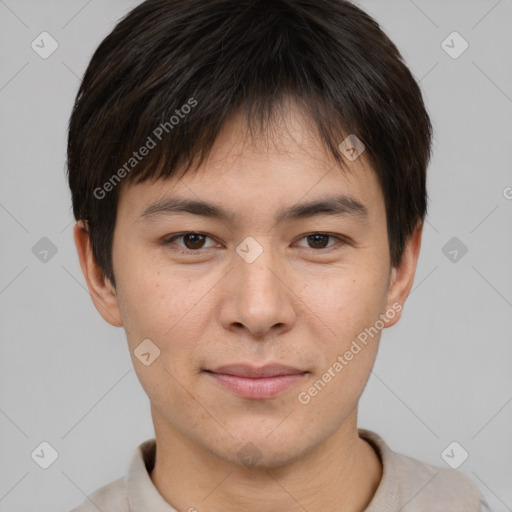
[{"left": 219, "top": 240, "right": 297, "bottom": 339}]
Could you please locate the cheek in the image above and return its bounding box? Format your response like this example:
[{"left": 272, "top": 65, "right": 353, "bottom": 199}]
[
  {"left": 304, "top": 262, "right": 390, "bottom": 343},
  {"left": 117, "top": 260, "right": 211, "bottom": 373},
  {"left": 295, "top": 272, "right": 387, "bottom": 417},
  {"left": 116, "top": 267, "right": 201, "bottom": 413},
  {"left": 115, "top": 246, "right": 173, "bottom": 324}
]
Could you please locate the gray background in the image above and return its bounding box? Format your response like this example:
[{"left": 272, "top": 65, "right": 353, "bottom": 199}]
[{"left": 0, "top": 0, "right": 511, "bottom": 511}]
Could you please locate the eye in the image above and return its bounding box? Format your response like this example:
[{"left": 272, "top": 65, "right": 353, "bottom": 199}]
[
  {"left": 163, "top": 232, "right": 218, "bottom": 254},
  {"left": 162, "top": 231, "right": 348, "bottom": 256},
  {"left": 296, "top": 233, "right": 346, "bottom": 250}
]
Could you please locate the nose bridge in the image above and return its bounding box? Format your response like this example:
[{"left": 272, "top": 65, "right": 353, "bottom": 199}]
[{"left": 235, "top": 235, "right": 281, "bottom": 301}]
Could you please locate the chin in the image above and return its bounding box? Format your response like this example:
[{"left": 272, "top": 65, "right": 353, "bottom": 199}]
[{"left": 214, "top": 430, "right": 312, "bottom": 470}]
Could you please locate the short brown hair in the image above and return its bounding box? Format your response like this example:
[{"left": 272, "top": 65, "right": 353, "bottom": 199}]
[{"left": 67, "top": 0, "right": 433, "bottom": 288}]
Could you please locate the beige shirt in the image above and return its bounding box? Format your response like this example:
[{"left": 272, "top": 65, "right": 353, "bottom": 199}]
[{"left": 70, "top": 428, "right": 491, "bottom": 512}]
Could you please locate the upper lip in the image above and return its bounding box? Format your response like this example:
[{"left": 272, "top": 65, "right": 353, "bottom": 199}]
[{"left": 206, "top": 364, "right": 307, "bottom": 378}]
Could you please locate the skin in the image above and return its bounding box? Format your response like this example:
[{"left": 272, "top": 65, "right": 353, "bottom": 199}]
[{"left": 74, "top": 100, "right": 422, "bottom": 512}]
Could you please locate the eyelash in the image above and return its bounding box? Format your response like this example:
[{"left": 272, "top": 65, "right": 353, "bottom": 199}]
[{"left": 162, "top": 232, "right": 349, "bottom": 255}]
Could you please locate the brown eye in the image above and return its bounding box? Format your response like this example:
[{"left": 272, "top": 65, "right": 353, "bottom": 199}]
[
  {"left": 181, "top": 233, "right": 206, "bottom": 250},
  {"left": 297, "top": 233, "right": 343, "bottom": 250},
  {"left": 306, "top": 234, "right": 331, "bottom": 249},
  {"left": 164, "top": 232, "right": 217, "bottom": 254}
]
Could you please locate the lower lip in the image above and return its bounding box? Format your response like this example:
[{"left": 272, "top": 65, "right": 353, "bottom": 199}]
[{"left": 205, "top": 372, "right": 307, "bottom": 399}]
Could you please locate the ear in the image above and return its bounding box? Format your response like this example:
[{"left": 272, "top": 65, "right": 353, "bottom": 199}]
[
  {"left": 73, "top": 220, "right": 123, "bottom": 327},
  {"left": 384, "top": 221, "right": 423, "bottom": 328}
]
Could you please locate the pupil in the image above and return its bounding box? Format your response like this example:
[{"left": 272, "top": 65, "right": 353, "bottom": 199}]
[
  {"left": 309, "top": 234, "right": 328, "bottom": 248},
  {"left": 186, "top": 234, "right": 204, "bottom": 249}
]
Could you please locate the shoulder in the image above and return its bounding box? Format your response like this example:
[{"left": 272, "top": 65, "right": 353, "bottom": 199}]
[
  {"left": 69, "top": 477, "right": 129, "bottom": 512},
  {"left": 393, "top": 450, "right": 483, "bottom": 509},
  {"left": 359, "top": 429, "right": 488, "bottom": 512}
]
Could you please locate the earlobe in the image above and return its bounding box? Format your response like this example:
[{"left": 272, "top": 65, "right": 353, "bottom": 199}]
[
  {"left": 73, "top": 221, "right": 123, "bottom": 327},
  {"left": 384, "top": 222, "right": 423, "bottom": 328}
]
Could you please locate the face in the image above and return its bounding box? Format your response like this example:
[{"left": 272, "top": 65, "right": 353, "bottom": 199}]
[{"left": 76, "top": 102, "right": 421, "bottom": 469}]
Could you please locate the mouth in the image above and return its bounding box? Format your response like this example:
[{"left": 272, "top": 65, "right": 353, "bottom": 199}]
[{"left": 203, "top": 364, "right": 308, "bottom": 399}]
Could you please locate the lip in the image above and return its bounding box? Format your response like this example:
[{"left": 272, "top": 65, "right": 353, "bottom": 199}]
[
  {"left": 204, "top": 364, "right": 308, "bottom": 399},
  {"left": 209, "top": 363, "right": 305, "bottom": 378}
]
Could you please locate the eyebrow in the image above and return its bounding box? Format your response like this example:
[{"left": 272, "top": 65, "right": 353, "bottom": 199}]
[{"left": 136, "top": 193, "right": 369, "bottom": 225}]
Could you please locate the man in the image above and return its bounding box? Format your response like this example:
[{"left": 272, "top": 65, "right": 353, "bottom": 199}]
[{"left": 67, "top": 0, "right": 491, "bottom": 510}]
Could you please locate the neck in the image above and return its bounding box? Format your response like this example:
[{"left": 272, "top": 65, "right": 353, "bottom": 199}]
[{"left": 149, "top": 407, "right": 382, "bottom": 512}]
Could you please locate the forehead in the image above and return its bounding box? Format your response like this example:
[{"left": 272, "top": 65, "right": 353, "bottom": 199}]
[{"left": 117, "top": 104, "right": 385, "bottom": 225}]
